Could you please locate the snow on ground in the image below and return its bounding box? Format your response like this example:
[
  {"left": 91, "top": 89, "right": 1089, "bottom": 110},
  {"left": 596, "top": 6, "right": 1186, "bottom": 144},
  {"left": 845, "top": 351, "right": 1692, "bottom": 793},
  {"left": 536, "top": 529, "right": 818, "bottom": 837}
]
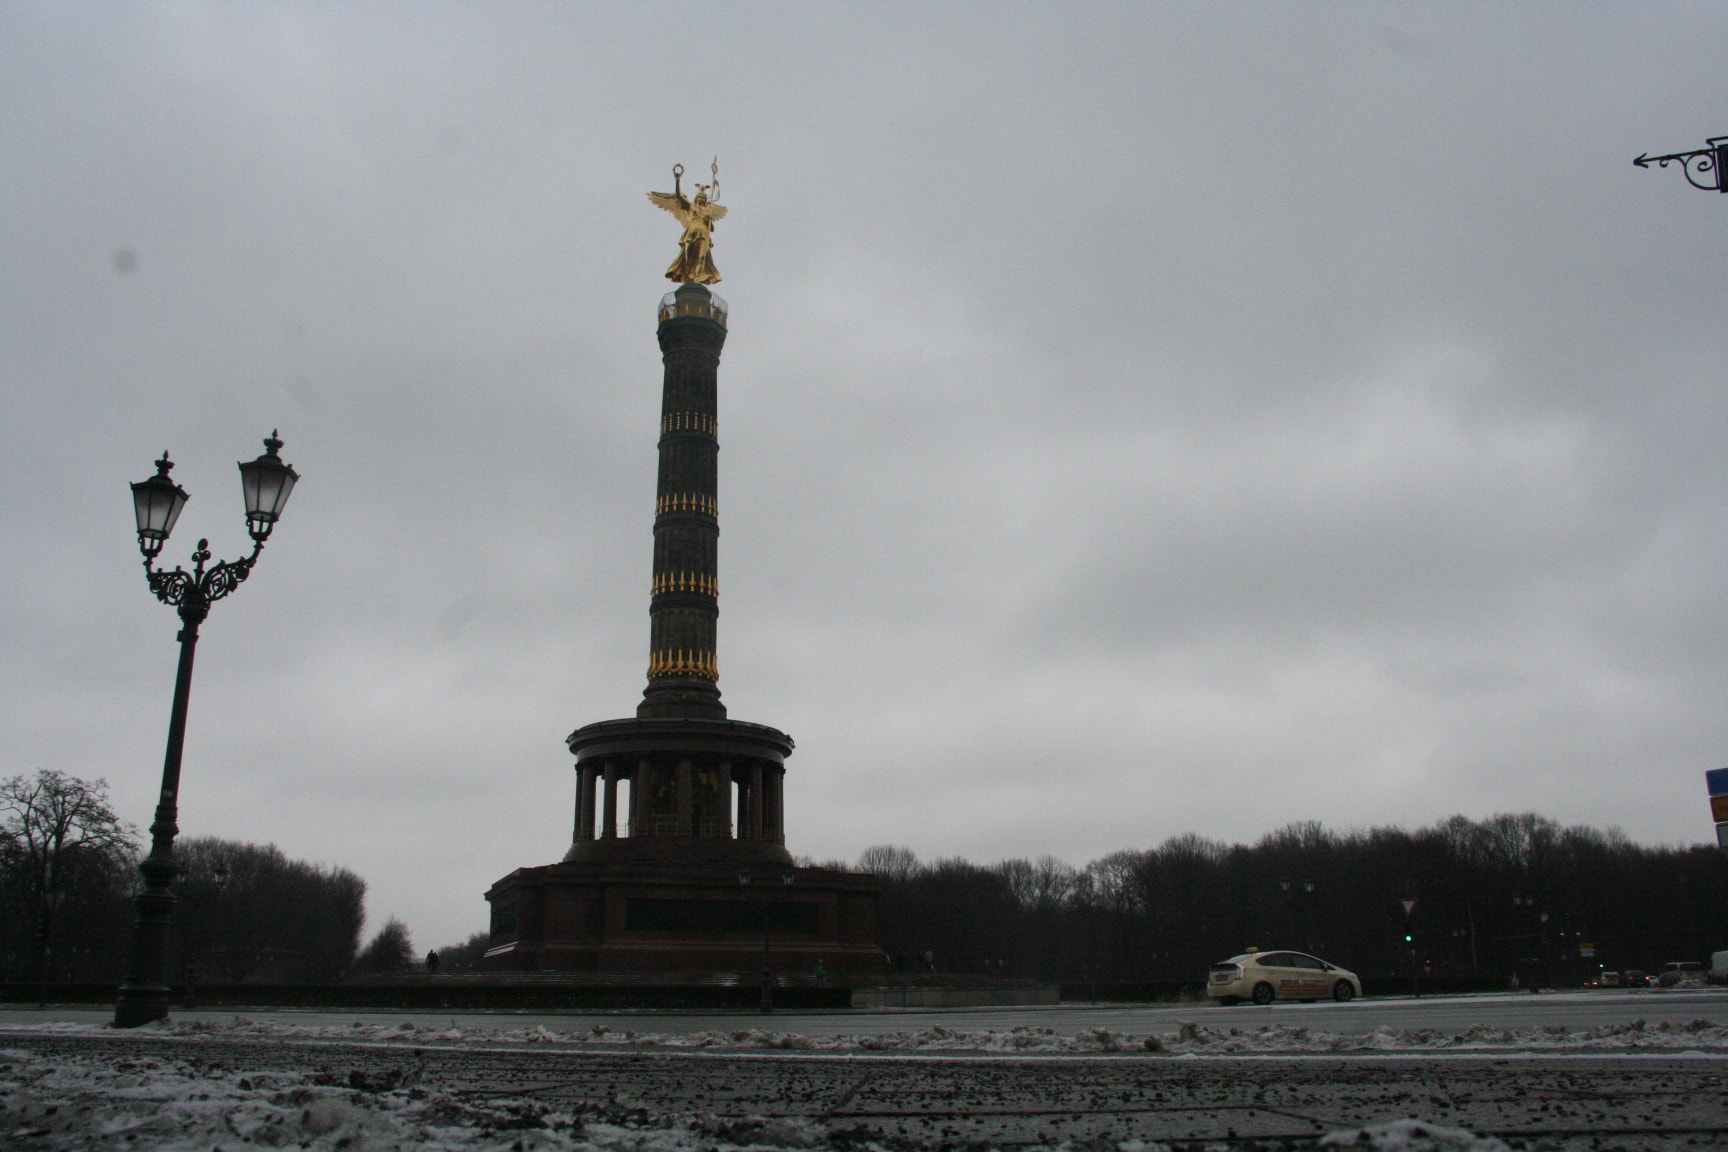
[
  {"left": 9, "top": 1014, "right": 1728, "bottom": 1054},
  {"left": 1, "top": 1044, "right": 1519, "bottom": 1152}
]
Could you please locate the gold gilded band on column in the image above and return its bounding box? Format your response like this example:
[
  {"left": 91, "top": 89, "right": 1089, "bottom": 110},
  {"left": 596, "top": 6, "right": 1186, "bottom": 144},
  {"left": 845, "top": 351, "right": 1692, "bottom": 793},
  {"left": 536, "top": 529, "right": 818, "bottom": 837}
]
[
  {"left": 660, "top": 412, "right": 717, "bottom": 436},
  {"left": 656, "top": 493, "right": 717, "bottom": 516},
  {"left": 652, "top": 572, "right": 718, "bottom": 597},
  {"left": 648, "top": 649, "right": 719, "bottom": 680}
]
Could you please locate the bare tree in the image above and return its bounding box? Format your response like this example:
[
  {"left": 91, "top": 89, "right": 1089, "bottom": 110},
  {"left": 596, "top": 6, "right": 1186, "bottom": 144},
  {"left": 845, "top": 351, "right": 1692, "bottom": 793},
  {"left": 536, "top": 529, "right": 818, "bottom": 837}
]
[
  {"left": 857, "top": 844, "right": 920, "bottom": 882},
  {"left": 0, "top": 770, "right": 137, "bottom": 982},
  {"left": 352, "top": 917, "right": 415, "bottom": 975}
]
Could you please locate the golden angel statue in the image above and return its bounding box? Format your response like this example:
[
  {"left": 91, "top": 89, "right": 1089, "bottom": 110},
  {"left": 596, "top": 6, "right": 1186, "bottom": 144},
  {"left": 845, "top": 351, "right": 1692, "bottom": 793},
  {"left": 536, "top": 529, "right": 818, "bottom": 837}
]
[{"left": 647, "top": 160, "right": 728, "bottom": 284}]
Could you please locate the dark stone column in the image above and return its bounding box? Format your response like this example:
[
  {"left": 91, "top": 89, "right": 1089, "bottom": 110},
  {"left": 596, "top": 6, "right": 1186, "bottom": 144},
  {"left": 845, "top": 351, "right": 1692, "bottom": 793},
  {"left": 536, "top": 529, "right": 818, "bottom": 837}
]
[
  {"left": 676, "top": 758, "right": 693, "bottom": 836},
  {"left": 767, "top": 766, "right": 785, "bottom": 845},
  {"left": 601, "top": 760, "right": 618, "bottom": 839},
  {"left": 640, "top": 283, "right": 727, "bottom": 721},
  {"left": 749, "top": 761, "right": 764, "bottom": 841},
  {"left": 631, "top": 758, "right": 653, "bottom": 836},
  {"left": 717, "top": 760, "right": 733, "bottom": 837},
  {"left": 575, "top": 764, "right": 596, "bottom": 841}
]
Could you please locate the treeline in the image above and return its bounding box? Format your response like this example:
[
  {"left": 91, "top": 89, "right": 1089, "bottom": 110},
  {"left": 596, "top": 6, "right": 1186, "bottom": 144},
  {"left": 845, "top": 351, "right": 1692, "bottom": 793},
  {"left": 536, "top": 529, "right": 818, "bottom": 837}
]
[
  {"left": 173, "top": 837, "right": 366, "bottom": 983},
  {"left": 1, "top": 770, "right": 368, "bottom": 984},
  {"left": 854, "top": 814, "right": 1728, "bottom": 985}
]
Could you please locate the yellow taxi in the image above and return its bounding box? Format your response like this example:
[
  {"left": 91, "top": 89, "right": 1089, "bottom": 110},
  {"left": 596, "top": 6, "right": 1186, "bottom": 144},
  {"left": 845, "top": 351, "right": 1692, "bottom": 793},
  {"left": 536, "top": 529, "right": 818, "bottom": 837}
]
[{"left": 1207, "top": 949, "right": 1362, "bottom": 1005}]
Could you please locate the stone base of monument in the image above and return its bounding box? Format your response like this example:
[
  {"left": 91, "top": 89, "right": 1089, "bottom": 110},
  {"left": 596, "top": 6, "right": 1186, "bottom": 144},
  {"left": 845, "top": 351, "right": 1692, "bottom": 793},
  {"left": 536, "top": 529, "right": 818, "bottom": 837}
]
[
  {"left": 338, "top": 973, "right": 855, "bottom": 1011},
  {"left": 482, "top": 856, "right": 889, "bottom": 983},
  {"left": 850, "top": 976, "right": 1062, "bottom": 1008}
]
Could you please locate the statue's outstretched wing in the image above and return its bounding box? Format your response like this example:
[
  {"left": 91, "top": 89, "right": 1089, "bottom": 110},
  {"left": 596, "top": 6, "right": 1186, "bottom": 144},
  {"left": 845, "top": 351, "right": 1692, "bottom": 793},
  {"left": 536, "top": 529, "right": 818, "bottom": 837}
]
[
  {"left": 646, "top": 190, "right": 691, "bottom": 222},
  {"left": 703, "top": 203, "right": 728, "bottom": 222}
]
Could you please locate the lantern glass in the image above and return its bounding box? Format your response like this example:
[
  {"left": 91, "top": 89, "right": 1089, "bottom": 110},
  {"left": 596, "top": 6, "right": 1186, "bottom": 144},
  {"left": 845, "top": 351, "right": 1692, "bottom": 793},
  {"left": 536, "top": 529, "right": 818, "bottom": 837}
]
[
  {"left": 130, "top": 454, "right": 189, "bottom": 558},
  {"left": 237, "top": 431, "right": 299, "bottom": 541}
]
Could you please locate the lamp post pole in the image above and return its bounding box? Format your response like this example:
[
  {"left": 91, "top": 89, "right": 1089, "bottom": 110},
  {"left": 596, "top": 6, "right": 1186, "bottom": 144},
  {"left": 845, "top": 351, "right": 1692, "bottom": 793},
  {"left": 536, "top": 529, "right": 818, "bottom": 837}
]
[
  {"left": 113, "top": 434, "right": 298, "bottom": 1028},
  {"left": 740, "top": 870, "right": 793, "bottom": 1014},
  {"left": 36, "top": 888, "right": 63, "bottom": 1008}
]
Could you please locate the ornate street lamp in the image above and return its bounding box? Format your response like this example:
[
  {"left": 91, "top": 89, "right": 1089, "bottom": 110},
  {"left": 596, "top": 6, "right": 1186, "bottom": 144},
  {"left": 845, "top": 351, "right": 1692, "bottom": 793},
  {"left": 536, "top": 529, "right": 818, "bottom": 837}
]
[
  {"left": 113, "top": 433, "right": 299, "bottom": 1028},
  {"left": 1633, "top": 135, "right": 1728, "bottom": 193}
]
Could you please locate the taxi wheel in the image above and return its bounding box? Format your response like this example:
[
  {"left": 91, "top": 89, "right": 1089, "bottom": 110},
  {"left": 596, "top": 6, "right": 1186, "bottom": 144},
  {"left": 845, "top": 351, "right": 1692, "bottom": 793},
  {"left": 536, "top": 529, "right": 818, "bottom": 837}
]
[
  {"left": 1251, "top": 982, "right": 1275, "bottom": 1005},
  {"left": 1332, "top": 980, "right": 1354, "bottom": 1002}
]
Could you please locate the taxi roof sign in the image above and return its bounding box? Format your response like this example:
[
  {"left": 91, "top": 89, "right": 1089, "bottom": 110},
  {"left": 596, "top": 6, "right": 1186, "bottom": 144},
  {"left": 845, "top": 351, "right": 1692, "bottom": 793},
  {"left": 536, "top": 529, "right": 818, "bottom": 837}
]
[{"left": 1709, "top": 767, "right": 1728, "bottom": 797}]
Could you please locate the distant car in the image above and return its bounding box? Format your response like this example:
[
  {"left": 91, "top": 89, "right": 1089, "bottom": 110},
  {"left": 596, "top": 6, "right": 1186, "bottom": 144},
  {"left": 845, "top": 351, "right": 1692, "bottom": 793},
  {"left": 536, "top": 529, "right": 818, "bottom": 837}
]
[
  {"left": 1624, "top": 969, "right": 1650, "bottom": 987},
  {"left": 1598, "top": 971, "right": 1622, "bottom": 988},
  {"left": 1710, "top": 951, "right": 1728, "bottom": 986},
  {"left": 1207, "top": 950, "right": 1362, "bottom": 1005},
  {"left": 1658, "top": 962, "right": 1706, "bottom": 988}
]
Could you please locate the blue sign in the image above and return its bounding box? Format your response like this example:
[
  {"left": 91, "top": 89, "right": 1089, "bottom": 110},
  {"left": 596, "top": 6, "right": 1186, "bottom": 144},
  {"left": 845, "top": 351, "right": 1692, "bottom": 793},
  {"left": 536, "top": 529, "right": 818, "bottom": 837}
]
[{"left": 1709, "top": 768, "right": 1728, "bottom": 797}]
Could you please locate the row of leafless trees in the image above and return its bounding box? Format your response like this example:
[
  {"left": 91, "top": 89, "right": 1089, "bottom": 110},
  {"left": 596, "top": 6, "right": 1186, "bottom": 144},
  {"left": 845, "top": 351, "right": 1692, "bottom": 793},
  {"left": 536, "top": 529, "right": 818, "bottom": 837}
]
[
  {"left": 10, "top": 770, "right": 1724, "bottom": 988},
  {"left": 850, "top": 815, "right": 1728, "bottom": 985},
  {"left": 0, "top": 770, "right": 371, "bottom": 984}
]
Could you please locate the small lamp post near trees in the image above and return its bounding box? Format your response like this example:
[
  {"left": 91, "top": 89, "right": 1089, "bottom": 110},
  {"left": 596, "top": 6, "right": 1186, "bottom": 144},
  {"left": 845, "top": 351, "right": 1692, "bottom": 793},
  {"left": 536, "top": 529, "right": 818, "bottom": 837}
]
[
  {"left": 36, "top": 888, "right": 63, "bottom": 1007},
  {"left": 1278, "top": 877, "right": 1317, "bottom": 953},
  {"left": 113, "top": 434, "right": 298, "bottom": 1028},
  {"left": 739, "top": 870, "right": 794, "bottom": 1013},
  {"left": 181, "top": 857, "right": 229, "bottom": 1011}
]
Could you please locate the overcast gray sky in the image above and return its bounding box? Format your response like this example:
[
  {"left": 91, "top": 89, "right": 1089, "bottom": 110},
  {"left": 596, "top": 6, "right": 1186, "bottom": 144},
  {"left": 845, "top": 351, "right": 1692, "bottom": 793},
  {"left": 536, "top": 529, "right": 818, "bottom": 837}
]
[{"left": 5, "top": 3, "right": 1727, "bottom": 950}]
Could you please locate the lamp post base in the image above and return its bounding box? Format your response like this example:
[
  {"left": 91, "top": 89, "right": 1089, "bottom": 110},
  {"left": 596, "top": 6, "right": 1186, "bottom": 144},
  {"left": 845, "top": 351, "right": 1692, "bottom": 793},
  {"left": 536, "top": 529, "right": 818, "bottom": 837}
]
[
  {"left": 113, "top": 861, "right": 180, "bottom": 1028},
  {"left": 113, "top": 986, "right": 171, "bottom": 1028}
]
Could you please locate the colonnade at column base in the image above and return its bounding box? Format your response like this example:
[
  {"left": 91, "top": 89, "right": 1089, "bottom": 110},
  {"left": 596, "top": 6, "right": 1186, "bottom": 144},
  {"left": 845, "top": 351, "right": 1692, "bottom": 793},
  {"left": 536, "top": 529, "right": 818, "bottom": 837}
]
[
  {"left": 483, "top": 713, "right": 887, "bottom": 979},
  {"left": 562, "top": 716, "right": 794, "bottom": 851}
]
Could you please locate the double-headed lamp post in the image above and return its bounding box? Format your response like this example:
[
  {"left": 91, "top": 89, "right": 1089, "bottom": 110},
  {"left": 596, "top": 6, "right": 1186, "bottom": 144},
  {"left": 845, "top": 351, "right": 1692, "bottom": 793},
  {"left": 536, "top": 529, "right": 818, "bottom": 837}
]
[{"left": 113, "top": 433, "right": 298, "bottom": 1028}]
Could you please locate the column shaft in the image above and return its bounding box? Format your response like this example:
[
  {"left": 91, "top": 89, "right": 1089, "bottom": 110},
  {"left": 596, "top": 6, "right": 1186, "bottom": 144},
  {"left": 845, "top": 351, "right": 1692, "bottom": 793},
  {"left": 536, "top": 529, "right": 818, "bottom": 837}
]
[
  {"left": 676, "top": 758, "right": 693, "bottom": 836},
  {"left": 717, "top": 760, "right": 733, "bottom": 837},
  {"left": 632, "top": 757, "right": 653, "bottom": 836},
  {"left": 768, "top": 767, "right": 785, "bottom": 845},
  {"left": 749, "top": 761, "right": 764, "bottom": 841},
  {"left": 575, "top": 765, "right": 596, "bottom": 841},
  {"left": 601, "top": 761, "right": 618, "bottom": 839},
  {"left": 640, "top": 284, "right": 727, "bottom": 720}
]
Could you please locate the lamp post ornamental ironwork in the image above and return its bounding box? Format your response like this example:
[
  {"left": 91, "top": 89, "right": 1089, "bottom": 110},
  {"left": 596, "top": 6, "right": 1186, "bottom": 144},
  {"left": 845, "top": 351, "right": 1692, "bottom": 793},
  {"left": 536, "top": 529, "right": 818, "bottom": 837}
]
[
  {"left": 1633, "top": 135, "right": 1728, "bottom": 193},
  {"left": 113, "top": 433, "right": 298, "bottom": 1028}
]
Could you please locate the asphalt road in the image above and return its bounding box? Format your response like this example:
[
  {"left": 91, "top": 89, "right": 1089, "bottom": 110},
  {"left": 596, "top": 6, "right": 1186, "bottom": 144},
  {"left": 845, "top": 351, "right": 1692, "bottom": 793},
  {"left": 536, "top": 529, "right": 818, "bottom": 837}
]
[
  {"left": 5, "top": 1030, "right": 1726, "bottom": 1151},
  {"left": 3, "top": 987, "right": 1724, "bottom": 1036}
]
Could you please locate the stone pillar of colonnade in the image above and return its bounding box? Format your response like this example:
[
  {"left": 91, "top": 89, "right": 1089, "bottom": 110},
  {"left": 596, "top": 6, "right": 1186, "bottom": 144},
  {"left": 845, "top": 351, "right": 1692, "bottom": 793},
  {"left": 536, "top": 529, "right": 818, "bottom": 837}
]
[
  {"left": 676, "top": 759, "right": 694, "bottom": 836},
  {"left": 767, "top": 766, "right": 784, "bottom": 844},
  {"left": 749, "top": 761, "right": 764, "bottom": 840},
  {"left": 631, "top": 758, "right": 652, "bottom": 836},
  {"left": 717, "top": 761, "right": 733, "bottom": 838},
  {"left": 574, "top": 764, "right": 597, "bottom": 841},
  {"left": 601, "top": 762, "right": 618, "bottom": 839}
]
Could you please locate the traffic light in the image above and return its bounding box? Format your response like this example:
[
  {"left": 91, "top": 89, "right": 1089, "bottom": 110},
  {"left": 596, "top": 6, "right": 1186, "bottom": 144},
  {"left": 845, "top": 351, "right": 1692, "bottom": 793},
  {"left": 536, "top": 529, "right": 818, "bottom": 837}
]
[{"left": 1404, "top": 933, "right": 1413, "bottom": 943}]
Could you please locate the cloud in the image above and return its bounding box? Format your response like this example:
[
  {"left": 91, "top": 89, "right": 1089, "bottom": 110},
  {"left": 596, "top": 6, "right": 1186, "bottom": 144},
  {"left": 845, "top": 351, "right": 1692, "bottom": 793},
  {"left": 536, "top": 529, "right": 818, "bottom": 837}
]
[{"left": 4, "top": 3, "right": 1728, "bottom": 946}]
